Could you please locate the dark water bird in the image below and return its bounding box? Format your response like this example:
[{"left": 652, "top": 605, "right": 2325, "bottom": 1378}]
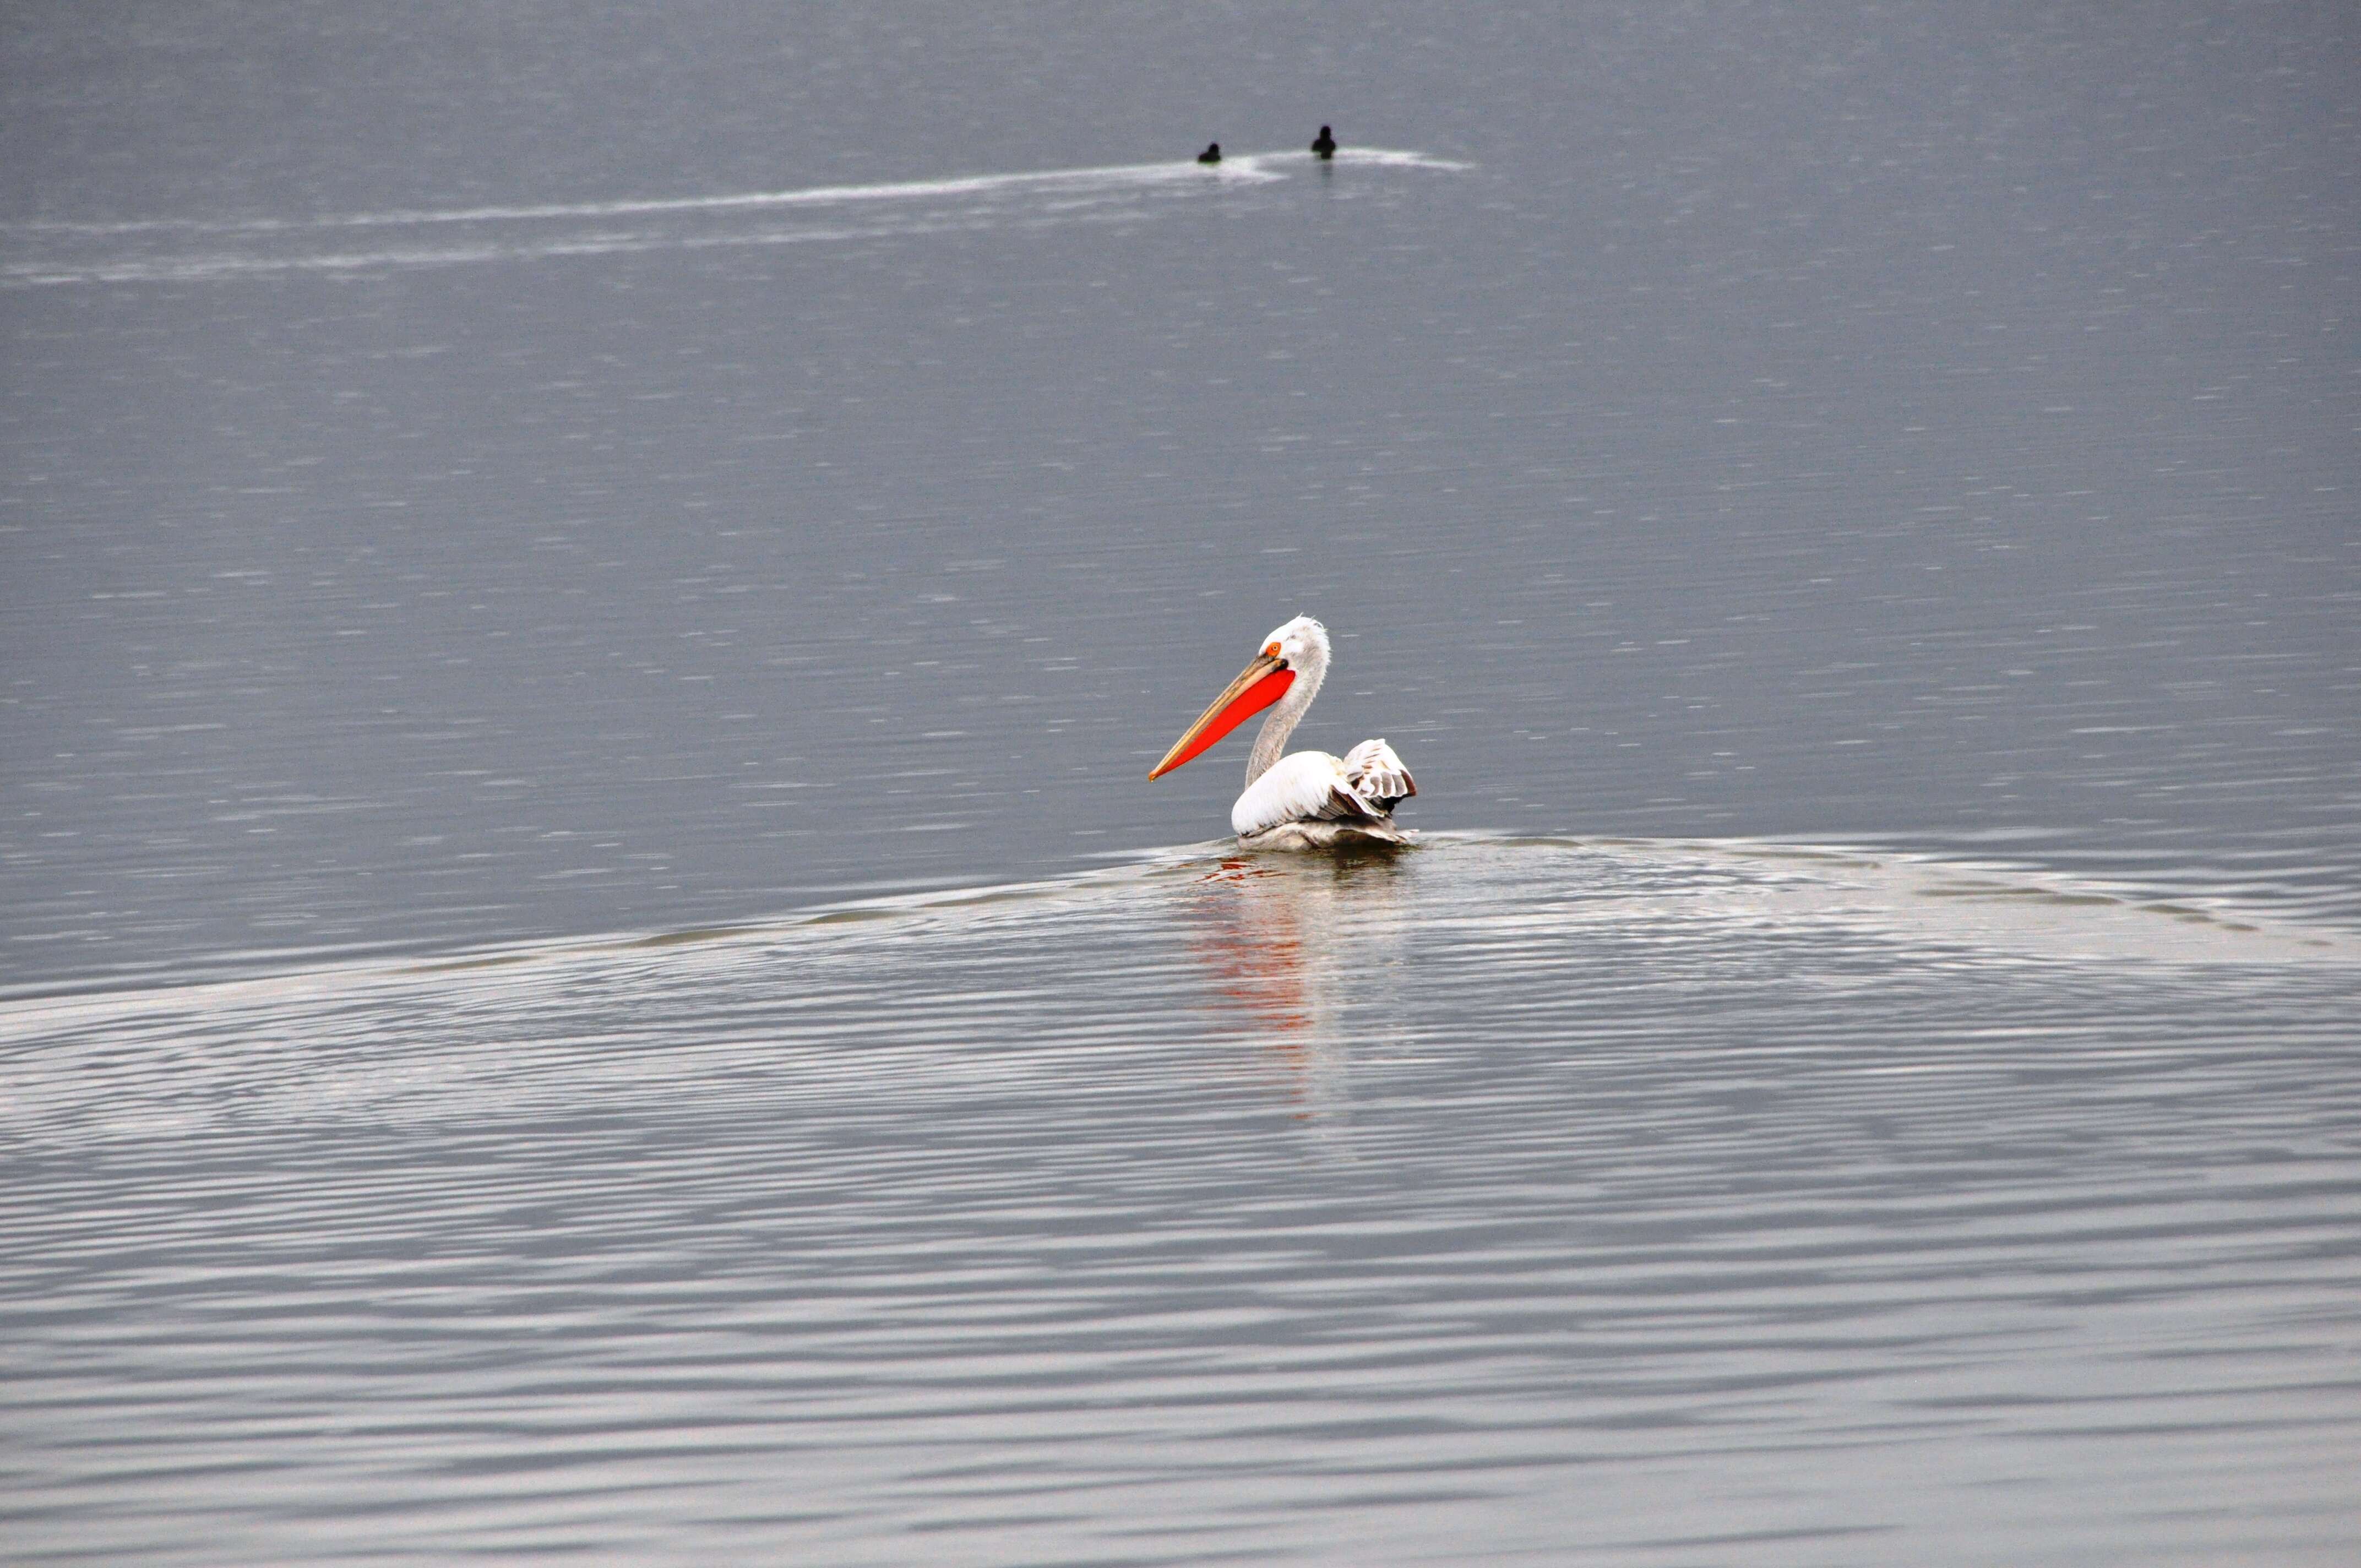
[
  {"left": 1311, "top": 125, "right": 1337, "bottom": 159},
  {"left": 1197, "top": 142, "right": 1222, "bottom": 165}
]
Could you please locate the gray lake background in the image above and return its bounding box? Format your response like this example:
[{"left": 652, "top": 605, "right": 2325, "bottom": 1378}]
[{"left": 3, "top": 3, "right": 2358, "bottom": 1563}]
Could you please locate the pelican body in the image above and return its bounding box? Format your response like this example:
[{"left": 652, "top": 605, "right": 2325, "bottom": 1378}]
[{"left": 1149, "top": 615, "right": 1417, "bottom": 848}]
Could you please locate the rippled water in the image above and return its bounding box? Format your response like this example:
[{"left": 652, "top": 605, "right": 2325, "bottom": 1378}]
[
  {"left": 5, "top": 1, "right": 2358, "bottom": 1561},
  {"left": 6, "top": 838, "right": 2358, "bottom": 1563}
]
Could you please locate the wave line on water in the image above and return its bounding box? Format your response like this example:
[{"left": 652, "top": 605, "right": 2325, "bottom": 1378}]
[
  {"left": 5, "top": 215, "right": 1012, "bottom": 286},
  {"left": 4, "top": 148, "right": 1469, "bottom": 239},
  {"left": 1, "top": 148, "right": 1464, "bottom": 286},
  {"left": 4, "top": 834, "right": 2354, "bottom": 1030}
]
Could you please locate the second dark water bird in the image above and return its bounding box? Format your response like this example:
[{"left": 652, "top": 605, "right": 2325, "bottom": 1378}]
[
  {"left": 1197, "top": 142, "right": 1221, "bottom": 165},
  {"left": 1312, "top": 124, "right": 1336, "bottom": 159}
]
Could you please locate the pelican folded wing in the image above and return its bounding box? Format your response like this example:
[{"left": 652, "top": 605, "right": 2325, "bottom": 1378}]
[
  {"left": 1342, "top": 738, "right": 1416, "bottom": 814},
  {"left": 1232, "top": 750, "right": 1355, "bottom": 838}
]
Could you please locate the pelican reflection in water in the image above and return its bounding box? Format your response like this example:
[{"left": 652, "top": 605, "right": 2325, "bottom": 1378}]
[{"left": 1188, "top": 851, "right": 1411, "bottom": 1126}]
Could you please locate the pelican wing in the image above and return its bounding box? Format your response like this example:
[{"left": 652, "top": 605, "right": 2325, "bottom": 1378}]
[
  {"left": 1232, "top": 751, "right": 1363, "bottom": 837},
  {"left": 1232, "top": 747, "right": 1416, "bottom": 839},
  {"left": 1342, "top": 739, "right": 1416, "bottom": 814}
]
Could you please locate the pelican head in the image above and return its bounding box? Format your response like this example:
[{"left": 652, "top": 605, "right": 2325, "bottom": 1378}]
[
  {"left": 1264, "top": 614, "right": 1329, "bottom": 668},
  {"left": 1149, "top": 615, "right": 1329, "bottom": 780}
]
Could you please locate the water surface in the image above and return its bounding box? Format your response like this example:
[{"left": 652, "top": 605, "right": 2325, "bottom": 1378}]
[
  {"left": 6, "top": 837, "right": 2358, "bottom": 1564},
  {"left": 3, "top": 2, "right": 2358, "bottom": 1562},
  {"left": 6, "top": 1, "right": 2355, "bottom": 992}
]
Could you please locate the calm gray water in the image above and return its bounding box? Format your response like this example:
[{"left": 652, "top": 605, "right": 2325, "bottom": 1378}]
[{"left": 4, "top": 2, "right": 2358, "bottom": 1561}]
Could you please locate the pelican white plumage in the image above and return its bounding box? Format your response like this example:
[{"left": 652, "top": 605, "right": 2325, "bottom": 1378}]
[{"left": 1147, "top": 615, "right": 1417, "bottom": 848}]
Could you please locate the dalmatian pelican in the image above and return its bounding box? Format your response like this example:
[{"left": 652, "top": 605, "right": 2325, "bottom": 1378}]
[{"left": 1148, "top": 614, "right": 1417, "bottom": 848}]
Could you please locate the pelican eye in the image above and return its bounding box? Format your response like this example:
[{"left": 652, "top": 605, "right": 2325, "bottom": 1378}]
[{"left": 1264, "top": 642, "right": 1283, "bottom": 657}]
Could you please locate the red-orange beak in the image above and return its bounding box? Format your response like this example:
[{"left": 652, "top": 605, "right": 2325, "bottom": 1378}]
[{"left": 1148, "top": 648, "right": 1294, "bottom": 780}]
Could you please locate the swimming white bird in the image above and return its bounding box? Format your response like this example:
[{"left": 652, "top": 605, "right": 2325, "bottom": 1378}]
[{"left": 1147, "top": 614, "right": 1417, "bottom": 848}]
